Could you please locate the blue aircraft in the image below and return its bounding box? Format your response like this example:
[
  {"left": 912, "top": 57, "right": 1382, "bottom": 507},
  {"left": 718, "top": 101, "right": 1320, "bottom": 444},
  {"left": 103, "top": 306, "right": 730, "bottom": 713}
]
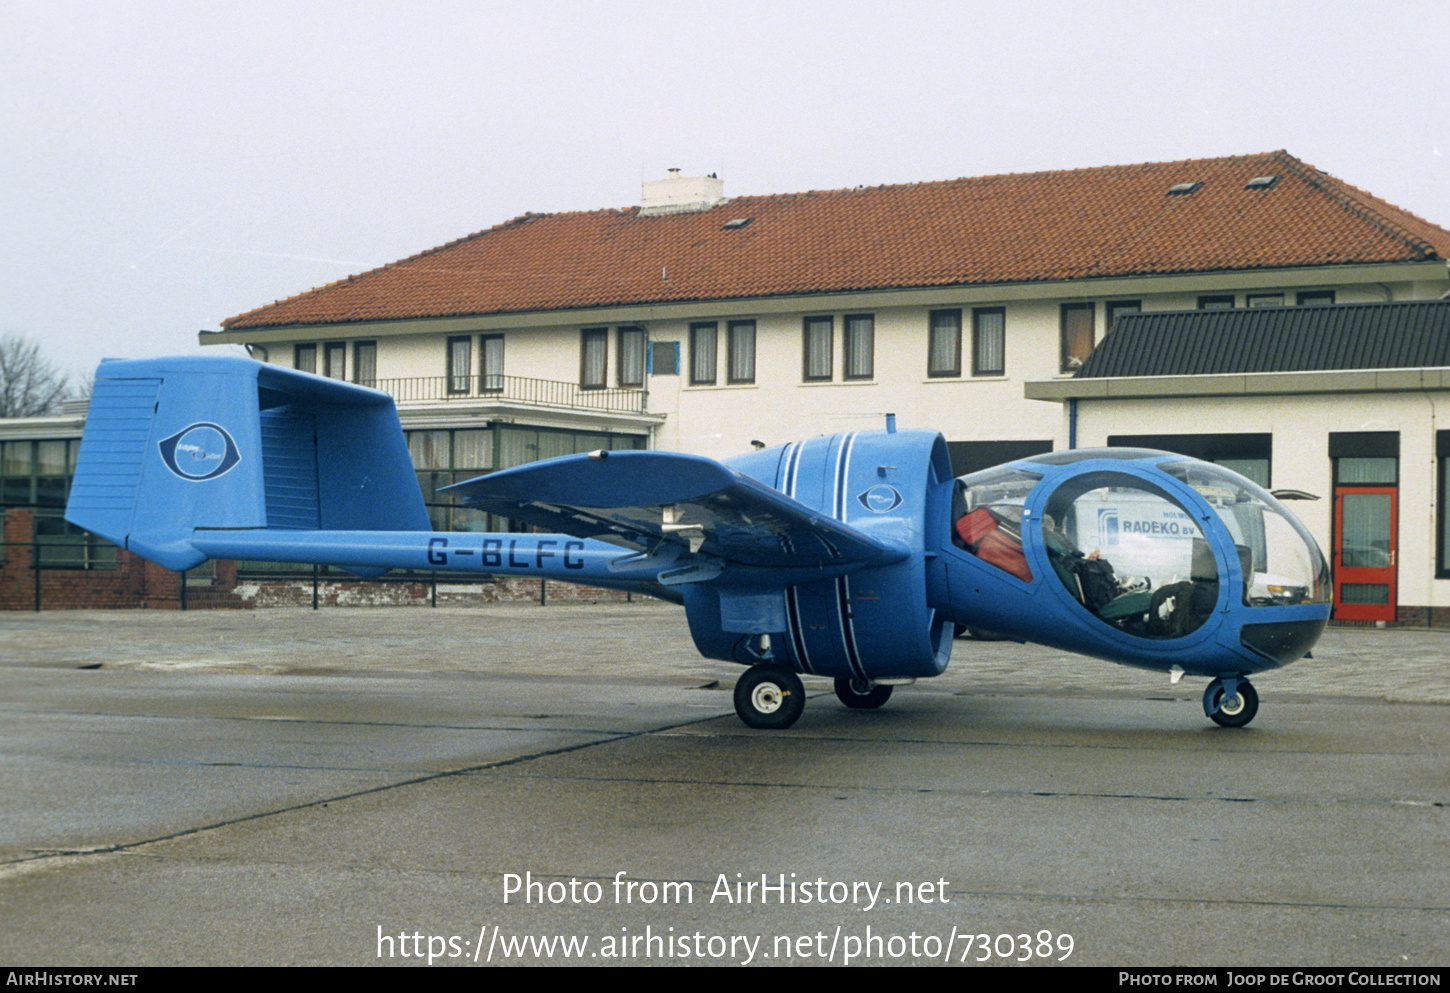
[{"left": 65, "top": 356, "right": 1331, "bottom": 730}]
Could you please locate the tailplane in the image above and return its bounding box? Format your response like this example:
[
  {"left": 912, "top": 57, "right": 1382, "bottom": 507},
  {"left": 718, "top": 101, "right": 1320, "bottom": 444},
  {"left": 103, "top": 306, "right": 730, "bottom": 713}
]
[{"left": 65, "top": 356, "right": 428, "bottom": 571}]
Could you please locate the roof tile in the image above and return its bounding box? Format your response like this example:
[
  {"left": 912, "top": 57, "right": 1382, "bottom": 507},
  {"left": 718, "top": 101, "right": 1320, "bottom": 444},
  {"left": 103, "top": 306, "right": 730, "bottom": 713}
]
[{"left": 223, "top": 151, "right": 1450, "bottom": 331}]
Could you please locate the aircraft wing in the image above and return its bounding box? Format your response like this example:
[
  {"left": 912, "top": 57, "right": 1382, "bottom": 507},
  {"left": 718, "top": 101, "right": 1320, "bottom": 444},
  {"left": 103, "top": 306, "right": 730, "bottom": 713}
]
[{"left": 442, "top": 450, "right": 901, "bottom": 571}]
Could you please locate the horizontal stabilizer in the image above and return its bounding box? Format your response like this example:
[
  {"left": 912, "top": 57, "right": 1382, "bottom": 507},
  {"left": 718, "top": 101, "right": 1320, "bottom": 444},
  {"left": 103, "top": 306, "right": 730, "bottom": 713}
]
[
  {"left": 444, "top": 450, "right": 903, "bottom": 570},
  {"left": 66, "top": 356, "right": 428, "bottom": 571}
]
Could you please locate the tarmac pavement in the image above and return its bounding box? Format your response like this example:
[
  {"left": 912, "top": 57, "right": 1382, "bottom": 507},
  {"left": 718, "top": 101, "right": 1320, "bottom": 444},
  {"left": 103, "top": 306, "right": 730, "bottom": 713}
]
[{"left": 0, "top": 603, "right": 1445, "bottom": 967}]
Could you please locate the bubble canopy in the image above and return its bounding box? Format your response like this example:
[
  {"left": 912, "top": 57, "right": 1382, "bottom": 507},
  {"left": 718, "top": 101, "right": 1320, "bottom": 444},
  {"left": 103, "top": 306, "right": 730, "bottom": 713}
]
[{"left": 954, "top": 451, "right": 1329, "bottom": 651}]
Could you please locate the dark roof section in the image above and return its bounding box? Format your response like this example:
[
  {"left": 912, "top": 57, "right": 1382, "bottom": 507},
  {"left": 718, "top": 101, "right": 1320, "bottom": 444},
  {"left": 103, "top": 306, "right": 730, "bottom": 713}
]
[
  {"left": 222, "top": 151, "right": 1450, "bottom": 332},
  {"left": 1076, "top": 300, "right": 1450, "bottom": 378}
]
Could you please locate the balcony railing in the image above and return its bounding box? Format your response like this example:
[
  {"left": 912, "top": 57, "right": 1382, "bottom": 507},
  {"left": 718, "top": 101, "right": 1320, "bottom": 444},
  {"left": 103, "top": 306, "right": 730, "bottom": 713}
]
[{"left": 369, "top": 375, "right": 648, "bottom": 414}]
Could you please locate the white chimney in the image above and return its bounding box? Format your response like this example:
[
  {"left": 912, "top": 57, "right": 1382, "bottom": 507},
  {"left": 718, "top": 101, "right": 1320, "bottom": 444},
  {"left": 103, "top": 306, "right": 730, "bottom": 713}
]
[{"left": 640, "top": 169, "right": 725, "bottom": 216}]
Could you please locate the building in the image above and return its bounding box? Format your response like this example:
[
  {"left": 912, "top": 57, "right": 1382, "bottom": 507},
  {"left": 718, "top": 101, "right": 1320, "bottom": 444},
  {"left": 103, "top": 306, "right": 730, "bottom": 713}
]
[
  {"left": 8, "top": 150, "right": 1450, "bottom": 612},
  {"left": 1026, "top": 299, "right": 1450, "bottom": 625},
  {"left": 203, "top": 151, "right": 1450, "bottom": 491}
]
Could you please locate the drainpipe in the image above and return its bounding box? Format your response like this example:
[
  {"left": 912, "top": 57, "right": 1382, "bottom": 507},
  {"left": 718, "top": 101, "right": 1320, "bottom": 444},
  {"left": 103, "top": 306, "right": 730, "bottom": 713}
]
[{"left": 1068, "top": 398, "right": 1078, "bottom": 450}]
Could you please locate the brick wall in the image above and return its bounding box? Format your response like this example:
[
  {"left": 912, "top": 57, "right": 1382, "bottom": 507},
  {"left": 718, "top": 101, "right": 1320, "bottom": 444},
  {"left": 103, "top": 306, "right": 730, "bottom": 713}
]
[{"left": 1, "top": 509, "right": 631, "bottom": 610}]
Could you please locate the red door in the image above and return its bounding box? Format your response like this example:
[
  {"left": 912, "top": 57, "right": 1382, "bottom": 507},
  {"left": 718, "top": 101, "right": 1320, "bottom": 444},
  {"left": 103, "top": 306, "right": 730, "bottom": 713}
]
[{"left": 1333, "top": 487, "right": 1397, "bottom": 621}]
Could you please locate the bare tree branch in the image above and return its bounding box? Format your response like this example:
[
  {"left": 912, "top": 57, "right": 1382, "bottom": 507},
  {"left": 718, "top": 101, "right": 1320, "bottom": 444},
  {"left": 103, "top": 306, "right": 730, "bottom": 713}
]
[{"left": 0, "top": 334, "right": 70, "bottom": 417}]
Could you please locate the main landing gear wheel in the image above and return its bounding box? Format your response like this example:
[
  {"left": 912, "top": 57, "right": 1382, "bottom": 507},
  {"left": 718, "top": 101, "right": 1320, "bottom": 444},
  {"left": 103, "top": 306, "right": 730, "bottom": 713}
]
[
  {"left": 734, "top": 665, "right": 805, "bottom": 729},
  {"left": 1204, "top": 678, "right": 1259, "bottom": 728},
  {"left": 834, "top": 677, "right": 893, "bottom": 710}
]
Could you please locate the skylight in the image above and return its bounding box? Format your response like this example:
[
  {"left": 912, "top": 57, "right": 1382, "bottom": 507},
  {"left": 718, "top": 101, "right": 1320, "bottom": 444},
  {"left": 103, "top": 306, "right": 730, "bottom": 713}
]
[
  {"left": 1245, "top": 175, "right": 1279, "bottom": 190},
  {"left": 1167, "top": 182, "right": 1203, "bottom": 196},
  {"left": 722, "top": 218, "right": 753, "bottom": 230}
]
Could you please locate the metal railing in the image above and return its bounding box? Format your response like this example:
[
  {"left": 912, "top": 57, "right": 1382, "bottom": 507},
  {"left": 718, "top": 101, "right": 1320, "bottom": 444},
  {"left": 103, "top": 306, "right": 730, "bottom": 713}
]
[{"left": 369, "top": 375, "right": 647, "bottom": 413}]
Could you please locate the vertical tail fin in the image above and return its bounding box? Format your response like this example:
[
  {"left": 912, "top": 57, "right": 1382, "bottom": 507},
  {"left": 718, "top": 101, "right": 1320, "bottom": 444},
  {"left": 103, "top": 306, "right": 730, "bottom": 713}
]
[{"left": 65, "top": 356, "right": 428, "bottom": 570}]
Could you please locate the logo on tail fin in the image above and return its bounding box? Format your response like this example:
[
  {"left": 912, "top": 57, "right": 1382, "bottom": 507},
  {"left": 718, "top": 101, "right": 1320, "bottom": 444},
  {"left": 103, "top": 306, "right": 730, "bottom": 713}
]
[{"left": 158, "top": 423, "right": 241, "bottom": 481}]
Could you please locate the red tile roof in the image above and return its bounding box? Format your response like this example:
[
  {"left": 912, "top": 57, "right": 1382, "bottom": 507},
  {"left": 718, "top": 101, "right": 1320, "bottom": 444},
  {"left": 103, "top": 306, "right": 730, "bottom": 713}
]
[{"left": 223, "top": 151, "right": 1450, "bottom": 331}]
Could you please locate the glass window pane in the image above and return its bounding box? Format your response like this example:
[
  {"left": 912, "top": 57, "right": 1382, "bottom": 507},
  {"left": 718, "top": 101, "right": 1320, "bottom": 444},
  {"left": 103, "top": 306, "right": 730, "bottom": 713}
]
[
  {"left": 973, "top": 308, "right": 1004, "bottom": 375},
  {"left": 407, "top": 430, "right": 451, "bottom": 470},
  {"left": 1337, "top": 457, "right": 1396, "bottom": 485},
  {"left": 844, "top": 314, "right": 873, "bottom": 379},
  {"left": 448, "top": 337, "right": 472, "bottom": 393},
  {"left": 581, "top": 330, "right": 607, "bottom": 388},
  {"left": 481, "top": 335, "right": 504, "bottom": 391},
  {"left": 929, "top": 310, "right": 961, "bottom": 377},
  {"left": 690, "top": 323, "right": 717, "bottom": 385},
  {"left": 453, "top": 430, "right": 493, "bottom": 470},
  {"left": 353, "top": 342, "right": 376, "bottom": 385},
  {"left": 804, "top": 317, "right": 832, "bottom": 380},
  {"left": 618, "top": 327, "right": 644, "bottom": 387},
  {"left": 728, "top": 321, "right": 755, "bottom": 383},
  {"left": 1060, "top": 303, "right": 1094, "bottom": 371}
]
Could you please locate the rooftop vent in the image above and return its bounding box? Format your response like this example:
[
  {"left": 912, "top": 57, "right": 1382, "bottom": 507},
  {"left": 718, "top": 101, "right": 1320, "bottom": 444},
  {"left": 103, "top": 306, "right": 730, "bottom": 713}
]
[
  {"left": 640, "top": 169, "right": 726, "bottom": 216},
  {"left": 1167, "top": 182, "right": 1203, "bottom": 196},
  {"left": 1245, "top": 175, "right": 1279, "bottom": 190},
  {"left": 722, "top": 217, "right": 752, "bottom": 230}
]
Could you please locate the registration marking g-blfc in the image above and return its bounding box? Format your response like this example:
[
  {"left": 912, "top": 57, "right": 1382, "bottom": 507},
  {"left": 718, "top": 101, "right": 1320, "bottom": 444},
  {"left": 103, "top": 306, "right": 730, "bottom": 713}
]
[{"left": 158, "top": 422, "right": 242, "bottom": 481}]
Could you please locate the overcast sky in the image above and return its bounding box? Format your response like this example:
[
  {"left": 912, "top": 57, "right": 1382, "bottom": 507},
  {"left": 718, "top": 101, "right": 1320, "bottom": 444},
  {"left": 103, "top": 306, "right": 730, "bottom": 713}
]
[{"left": 4, "top": 0, "right": 1448, "bottom": 382}]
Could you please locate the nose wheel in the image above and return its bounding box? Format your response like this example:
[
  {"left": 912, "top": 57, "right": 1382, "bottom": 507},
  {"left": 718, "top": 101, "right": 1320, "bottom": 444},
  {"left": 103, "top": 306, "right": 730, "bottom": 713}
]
[
  {"left": 734, "top": 665, "right": 806, "bottom": 729},
  {"left": 1203, "top": 677, "right": 1259, "bottom": 728}
]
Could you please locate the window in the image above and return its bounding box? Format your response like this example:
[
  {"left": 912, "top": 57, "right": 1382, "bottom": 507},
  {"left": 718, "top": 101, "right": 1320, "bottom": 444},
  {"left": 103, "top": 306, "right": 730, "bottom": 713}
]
[
  {"left": 727, "top": 320, "right": 756, "bottom": 384},
  {"left": 1198, "top": 295, "right": 1235, "bottom": 310},
  {"left": 1109, "top": 433, "right": 1271, "bottom": 487},
  {"left": 844, "top": 314, "right": 874, "bottom": 380},
  {"left": 1060, "top": 302, "right": 1095, "bottom": 372},
  {"left": 447, "top": 336, "right": 472, "bottom": 394},
  {"left": 803, "top": 316, "right": 833, "bottom": 381},
  {"left": 650, "top": 341, "right": 679, "bottom": 376},
  {"left": 324, "top": 342, "right": 346, "bottom": 380},
  {"left": 481, "top": 334, "right": 504, "bottom": 392},
  {"left": 928, "top": 309, "right": 961, "bottom": 378},
  {"left": 580, "top": 328, "right": 608, "bottom": 389},
  {"left": 353, "top": 341, "right": 376, "bottom": 386},
  {"left": 1248, "top": 293, "right": 1284, "bottom": 308},
  {"left": 689, "top": 322, "right": 718, "bottom": 385},
  {"left": 1298, "top": 291, "right": 1336, "bottom": 306},
  {"left": 1106, "top": 299, "right": 1141, "bottom": 332},
  {"left": 294, "top": 344, "right": 317, "bottom": 374},
  {"left": 617, "top": 327, "right": 644, "bottom": 388},
  {"left": 972, "top": 308, "right": 1005, "bottom": 376}
]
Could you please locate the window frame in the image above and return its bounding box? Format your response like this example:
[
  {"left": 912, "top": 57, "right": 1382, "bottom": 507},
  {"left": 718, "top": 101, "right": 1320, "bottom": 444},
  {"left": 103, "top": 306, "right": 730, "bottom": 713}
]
[
  {"left": 352, "top": 340, "right": 376, "bottom": 386},
  {"left": 1247, "top": 293, "right": 1285, "bottom": 308},
  {"left": 580, "top": 327, "right": 608, "bottom": 390},
  {"left": 1297, "top": 290, "right": 1336, "bottom": 306},
  {"left": 617, "top": 326, "right": 644, "bottom": 388},
  {"left": 927, "top": 309, "right": 962, "bottom": 378},
  {"left": 689, "top": 322, "right": 718, "bottom": 386},
  {"left": 803, "top": 316, "right": 833, "bottom": 382},
  {"left": 972, "top": 307, "right": 1005, "bottom": 376},
  {"left": 843, "top": 313, "right": 874, "bottom": 381},
  {"left": 1059, "top": 302, "right": 1095, "bottom": 373},
  {"left": 323, "top": 341, "right": 346, "bottom": 380},
  {"left": 294, "top": 344, "right": 317, "bottom": 375},
  {"left": 727, "top": 320, "right": 756, "bottom": 385},
  {"left": 447, "top": 335, "right": 473, "bottom": 395},
  {"left": 1198, "top": 294, "right": 1236, "bottom": 310},
  {"left": 481, "top": 334, "right": 504, "bottom": 393}
]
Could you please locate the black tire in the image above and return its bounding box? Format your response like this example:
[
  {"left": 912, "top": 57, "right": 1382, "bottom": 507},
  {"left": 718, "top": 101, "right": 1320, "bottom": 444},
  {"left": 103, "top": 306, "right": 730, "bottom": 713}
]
[
  {"left": 966, "top": 627, "right": 1010, "bottom": 641},
  {"left": 734, "top": 665, "right": 806, "bottom": 729},
  {"left": 834, "top": 677, "right": 893, "bottom": 710},
  {"left": 1205, "top": 679, "right": 1259, "bottom": 728}
]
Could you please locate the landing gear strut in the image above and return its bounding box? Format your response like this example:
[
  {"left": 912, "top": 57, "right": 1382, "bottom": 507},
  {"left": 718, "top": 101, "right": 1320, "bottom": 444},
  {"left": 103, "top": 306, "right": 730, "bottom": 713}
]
[
  {"left": 733, "top": 665, "right": 805, "bottom": 729},
  {"left": 1203, "top": 676, "right": 1259, "bottom": 728}
]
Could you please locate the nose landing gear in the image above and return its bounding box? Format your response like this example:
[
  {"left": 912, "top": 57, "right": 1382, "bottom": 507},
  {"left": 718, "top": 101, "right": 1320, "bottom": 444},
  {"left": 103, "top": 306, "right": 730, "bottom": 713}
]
[
  {"left": 1203, "top": 676, "right": 1259, "bottom": 728},
  {"left": 733, "top": 665, "right": 806, "bottom": 729}
]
